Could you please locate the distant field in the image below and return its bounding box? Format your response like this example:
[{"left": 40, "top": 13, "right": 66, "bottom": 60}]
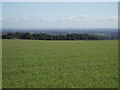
[{"left": 2, "top": 40, "right": 118, "bottom": 88}]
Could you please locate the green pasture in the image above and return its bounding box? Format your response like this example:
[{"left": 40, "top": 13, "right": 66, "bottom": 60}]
[{"left": 2, "top": 40, "right": 118, "bottom": 88}]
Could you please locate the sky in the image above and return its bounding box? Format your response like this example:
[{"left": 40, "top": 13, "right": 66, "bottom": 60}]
[{"left": 1, "top": 2, "right": 118, "bottom": 29}]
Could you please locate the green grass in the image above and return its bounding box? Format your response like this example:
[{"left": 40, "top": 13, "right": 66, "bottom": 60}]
[{"left": 2, "top": 39, "right": 118, "bottom": 88}]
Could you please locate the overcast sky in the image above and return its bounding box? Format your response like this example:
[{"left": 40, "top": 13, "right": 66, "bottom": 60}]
[{"left": 1, "top": 2, "right": 118, "bottom": 29}]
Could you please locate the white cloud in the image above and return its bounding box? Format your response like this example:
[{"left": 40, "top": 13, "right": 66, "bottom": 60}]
[
  {"left": 0, "top": 16, "right": 5, "bottom": 21},
  {"left": 3, "top": 15, "right": 117, "bottom": 29},
  {"left": 97, "top": 16, "right": 118, "bottom": 22},
  {"left": 68, "top": 15, "right": 91, "bottom": 21},
  {"left": 107, "top": 16, "right": 117, "bottom": 21},
  {"left": 41, "top": 18, "right": 56, "bottom": 22},
  {"left": 38, "top": 14, "right": 91, "bottom": 22},
  {"left": 18, "top": 15, "right": 117, "bottom": 23},
  {"left": 21, "top": 17, "right": 33, "bottom": 21}
]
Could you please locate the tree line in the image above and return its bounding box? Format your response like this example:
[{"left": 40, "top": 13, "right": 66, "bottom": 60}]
[{"left": 2, "top": 32, "right": 112, "bottom": 40}]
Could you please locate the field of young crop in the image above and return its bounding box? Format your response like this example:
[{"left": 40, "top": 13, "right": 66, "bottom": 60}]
[{"left": 2, "top": 40, "right": 118, "bottom": 88}]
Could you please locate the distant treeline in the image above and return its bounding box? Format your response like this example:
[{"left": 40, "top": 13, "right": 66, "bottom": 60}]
[{"left": 2, "top": 32, "right": 115, "bottom": 40}]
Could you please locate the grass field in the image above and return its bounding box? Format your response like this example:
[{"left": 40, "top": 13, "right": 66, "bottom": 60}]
[{"left": 2, "top": 39, "right": 118, "bottom": 88}]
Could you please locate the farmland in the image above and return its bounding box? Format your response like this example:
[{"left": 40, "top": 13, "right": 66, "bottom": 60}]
[{"left": 2, "top": 39, "right": 118, "bottom": 88}]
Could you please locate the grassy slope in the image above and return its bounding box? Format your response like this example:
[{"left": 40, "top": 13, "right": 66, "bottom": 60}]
[{"left": 2, "top": 40, "right": 118, "bottom": 88}]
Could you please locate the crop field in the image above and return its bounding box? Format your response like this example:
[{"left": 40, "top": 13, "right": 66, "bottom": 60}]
[{"left": 2, "top": 39, "right": 118, "bottom": 88}]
